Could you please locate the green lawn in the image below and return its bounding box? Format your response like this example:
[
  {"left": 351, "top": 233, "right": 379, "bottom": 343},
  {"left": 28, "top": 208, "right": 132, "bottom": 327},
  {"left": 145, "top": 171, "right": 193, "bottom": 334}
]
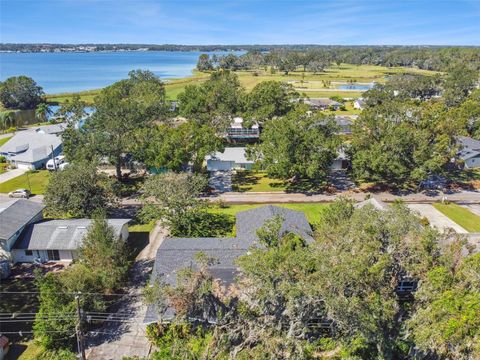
[
  {"left": 0, "top": 136, "right": 12, "bottom": 146},
  {"left": 0, "top": 170, "right": 50, "bottom": 195},
  {"left": 210, "top": 203, "right": 329, "bottom": 224},
  {"left": 433, "top": 203, "right": 480, "bottom": 232},
  {"left": 129, "top": 220, "right": 156, "bottom": 233},
  {"left": 232, "top": 171, "right": 287, "bottom": 192}
]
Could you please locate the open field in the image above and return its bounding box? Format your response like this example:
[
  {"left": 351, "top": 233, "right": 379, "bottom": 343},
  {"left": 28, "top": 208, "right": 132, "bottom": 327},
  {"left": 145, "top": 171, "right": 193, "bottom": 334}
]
[
  {"left": 432, "top": 203, "right": 480, "bottom": 232},
  {"left": 210, "top": 202, "right": 329, "bottom": 224},
  {"left": 45, "top": 63, "right": 439, "bottom": 103},
  {"left": 0, "top": 170, "right": 50, "bottom": 195}
]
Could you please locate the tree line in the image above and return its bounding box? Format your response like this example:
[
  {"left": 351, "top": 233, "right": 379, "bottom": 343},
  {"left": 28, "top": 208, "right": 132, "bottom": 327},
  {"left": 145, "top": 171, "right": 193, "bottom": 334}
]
[{"left": 197, "top": 47, "right": 480, "bottom": 72}]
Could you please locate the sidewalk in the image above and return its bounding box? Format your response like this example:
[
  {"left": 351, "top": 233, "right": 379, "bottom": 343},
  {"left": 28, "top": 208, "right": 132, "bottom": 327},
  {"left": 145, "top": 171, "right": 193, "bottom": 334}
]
[{"left": 0, "top": 168, "right": 27, "bottom": 184}]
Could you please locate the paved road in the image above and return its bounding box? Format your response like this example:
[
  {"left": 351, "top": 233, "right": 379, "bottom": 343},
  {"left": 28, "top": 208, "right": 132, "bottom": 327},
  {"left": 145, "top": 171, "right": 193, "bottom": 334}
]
[
  {"left": 463, "top": 204, "right": 480, "bottom": 216},
  {"left": 407, "top": 204, "right": 468, "bottom": 233},
  {"left": 85, "top": 223, "right": 167, "bottom": 359},
  {"left": 206, "top": 190, "right": 480, "bottom": 204},
  {"left": 0, "top": 168, "right": 26, "bottom": 185}
]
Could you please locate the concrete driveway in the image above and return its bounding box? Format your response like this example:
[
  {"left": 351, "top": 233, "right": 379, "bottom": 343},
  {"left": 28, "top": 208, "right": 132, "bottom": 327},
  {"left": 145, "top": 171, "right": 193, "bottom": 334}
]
[
  {"left": 463, "top": 204, "right": 480, "bottom": 216},
  {"left": 85, "top": 223, "right": 167, "bottom": 359},
  {"left": 407, "top": 204, "right": 468, "bottom": 233},
  {"left": 0, "top": 168, "right": 26, "bottom": 184}
]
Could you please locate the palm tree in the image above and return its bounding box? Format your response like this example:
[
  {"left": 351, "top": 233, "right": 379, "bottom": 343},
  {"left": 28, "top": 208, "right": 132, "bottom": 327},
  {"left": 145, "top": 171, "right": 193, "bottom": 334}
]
[
  {"left": 0, "top": 111, "right": 16, "bottom": 131},
  {"left": 35, "top": 103, "right": 53, "bottom": 122}
]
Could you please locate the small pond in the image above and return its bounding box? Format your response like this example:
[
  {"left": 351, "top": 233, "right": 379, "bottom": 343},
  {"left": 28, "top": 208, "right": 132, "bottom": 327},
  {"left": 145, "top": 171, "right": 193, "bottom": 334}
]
[{"left": 337, "top": 83, "right": 374, "bottom": 90}]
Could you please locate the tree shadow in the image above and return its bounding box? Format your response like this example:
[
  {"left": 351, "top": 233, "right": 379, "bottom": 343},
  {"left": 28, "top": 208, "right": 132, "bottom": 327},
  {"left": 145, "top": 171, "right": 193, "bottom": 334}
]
[{"left": 231, "top": 171, "right": 259, "bottom": 192}]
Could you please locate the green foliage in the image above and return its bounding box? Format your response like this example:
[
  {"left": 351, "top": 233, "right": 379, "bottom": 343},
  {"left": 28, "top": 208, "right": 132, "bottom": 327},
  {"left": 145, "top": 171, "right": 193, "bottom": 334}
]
[
  {"left": 351, "top": 100, "right": 460, "bottom": 186},
  {"left": 169, "top": 211, "right": 235, "bottom": 237},
  {"left": 0, "top": 76, "right": 44, "bottom": 109},
  {"left": 147, "top": 323, "right": 213, "bottom": 360},
  {"left": 78, "top": 212, "right": 130, "bottom": 291},
  {"left": 141, "top": 172, "right": 209, "bottom": 232},
  {"left": 143, "top": 121, "right": 223, "bottom": 172},
  {"left": 35, "top": 103, "right": 52, "bottom": 122},
  {"left": 243, "top": 80, "right": 297, "bottom": 124},
  {"left": 251, "top": 108, "right": 340, "bottom": 181},
  {"left": 44, "top": 161, "right": 116, "bottom": 218},
  {"left": 33, "top": 273, "right": 76, "bottom": 350},
  {"left": 86, "top": 70, "right": 167, "bottom": 180},
  {"left": 408, "top": 252, "right": 480, "bottom": 359},
  {"left": 178, "top": 70, "right": 244, "bottom": 130}
]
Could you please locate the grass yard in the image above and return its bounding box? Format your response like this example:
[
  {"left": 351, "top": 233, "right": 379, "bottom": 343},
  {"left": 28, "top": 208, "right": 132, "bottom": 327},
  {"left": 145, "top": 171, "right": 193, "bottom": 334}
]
[
  {"left": 129, "top": 220, "right": 156, "bottom": 233},
  {"left": 210, "top": 202, "right": 329, "bottom": 225},
  {"left": 0, "top": 170, "right": 50, "bottom": 195},
  {"left": 232, "top": 171, "right": 287, "bottom": 192},
  {"left": 0, "top": 135, "right": 12, "bottom": 146},
  {"left": 432, "top": 203, "right": 480, "bottom": 232}
]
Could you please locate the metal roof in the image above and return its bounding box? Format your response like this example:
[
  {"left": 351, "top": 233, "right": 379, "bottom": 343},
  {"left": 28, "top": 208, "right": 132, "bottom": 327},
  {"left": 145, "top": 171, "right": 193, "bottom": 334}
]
[{"left": 205, "top": 147, "right": 254, "bottom": 164}]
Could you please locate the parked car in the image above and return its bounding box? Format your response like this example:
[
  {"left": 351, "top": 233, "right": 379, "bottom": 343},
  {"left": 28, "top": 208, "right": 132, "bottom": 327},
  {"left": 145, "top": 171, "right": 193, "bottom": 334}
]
[
  {"left": 46, "top": 155, "right": 65, "bottom": 170},
  {"left": 8, "top": 188, "right": 31, "bottom": 199}
]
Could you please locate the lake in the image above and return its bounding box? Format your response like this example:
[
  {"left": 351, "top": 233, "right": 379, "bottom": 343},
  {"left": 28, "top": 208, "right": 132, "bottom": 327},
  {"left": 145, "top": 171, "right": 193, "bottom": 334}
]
[{"left": 0, "top": 51, "right": 241, "bottom": 94}]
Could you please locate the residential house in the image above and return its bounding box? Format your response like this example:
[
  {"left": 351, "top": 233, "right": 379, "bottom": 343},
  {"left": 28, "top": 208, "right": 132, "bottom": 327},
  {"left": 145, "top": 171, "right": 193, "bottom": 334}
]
[
  {"left": 144, "top": 205, "right": 313, "bottom": 323},
  {"left": 0, "top": 129, "right": 63, "bottom": 170},
  {"left": 331, "top": 147, "right": 350, "bottom": 170},
  {"left": 32, "top": 123, "right": 67, "bottom": 135},
  {"left": 11, "top": 218, "right": 130, "bottom": 263},
  {"left": 226, "top": 117, "right": 260, "bottom": 143},
  {"left": 458, "top": 136, "right": 480, "bottom": 169},
  {"left": 353, "top": 98, "right": 366, "bottom": 110},
  {"left": 354, "top": 197, "right": 389, "bottom": 211},
  {"left": 0, "top": 199, "right": 45, "bottom": 270},
  {"left": 206, "top": 147, "right": 254, "bottom": 171},
  {"left": 303, "top": 98, "right": 341, "bottom": 111}
]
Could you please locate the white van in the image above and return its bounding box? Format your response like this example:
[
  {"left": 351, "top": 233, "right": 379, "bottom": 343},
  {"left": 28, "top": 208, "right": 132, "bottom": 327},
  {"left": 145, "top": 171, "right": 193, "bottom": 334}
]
[{"left": 46, "top": 155, "right": 65, "bottom": 170}]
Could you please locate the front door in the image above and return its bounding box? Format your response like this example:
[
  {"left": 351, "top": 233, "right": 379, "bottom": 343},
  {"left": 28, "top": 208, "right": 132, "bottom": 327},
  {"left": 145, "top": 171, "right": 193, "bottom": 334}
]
[{"left": 47, "top": 250, "right": 60, "bottom": 261}]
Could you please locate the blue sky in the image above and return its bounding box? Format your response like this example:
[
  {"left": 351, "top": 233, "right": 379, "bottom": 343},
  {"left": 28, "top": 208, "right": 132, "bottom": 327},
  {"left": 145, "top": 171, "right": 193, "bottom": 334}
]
[{"left": 1, "top": 0, "right": 479, "bottom": 45}]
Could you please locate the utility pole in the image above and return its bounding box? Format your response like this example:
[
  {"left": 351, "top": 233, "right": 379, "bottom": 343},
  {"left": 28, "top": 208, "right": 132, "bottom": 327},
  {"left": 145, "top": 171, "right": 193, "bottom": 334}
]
[
  {"left": 75, "top": 295, "right": 86, "bottom": 360},
  {"left": 50, "top": 145, "right": 57, "bottom": 171}
]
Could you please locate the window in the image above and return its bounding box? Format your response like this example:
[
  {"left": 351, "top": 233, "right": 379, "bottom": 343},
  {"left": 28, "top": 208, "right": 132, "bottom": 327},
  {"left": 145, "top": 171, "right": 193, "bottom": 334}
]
[
  {"left": 47, "top": 250, "right": 60, "bottom": 261},
  {"left": 25, "top": 250, "right": 33, "bottom": 256}
]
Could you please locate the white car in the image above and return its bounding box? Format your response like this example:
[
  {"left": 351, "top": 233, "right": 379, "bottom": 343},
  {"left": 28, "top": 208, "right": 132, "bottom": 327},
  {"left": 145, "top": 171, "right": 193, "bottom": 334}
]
[
  {"left": 46, "top": 155, "right": 65, "bottom": 170},
  {"left": 8, "top": 188, "right": 31, "bottom": 199}
]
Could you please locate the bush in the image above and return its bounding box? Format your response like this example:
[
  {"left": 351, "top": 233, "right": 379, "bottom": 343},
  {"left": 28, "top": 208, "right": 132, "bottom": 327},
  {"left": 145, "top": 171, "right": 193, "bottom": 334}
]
[{"left": 0, "top": 155, "right": 6, "bottom": 163}]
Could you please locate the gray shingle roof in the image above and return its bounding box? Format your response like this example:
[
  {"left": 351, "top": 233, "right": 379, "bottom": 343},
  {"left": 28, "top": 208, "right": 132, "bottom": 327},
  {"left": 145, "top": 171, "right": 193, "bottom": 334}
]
[
  {"left": 457, "top": 136, "right": 480, "bottom": 161},
  {"left": 0, "top": 199, "right": 45, "bottom": 241},
  {"left": 13, "top": 218, "right": 130, "bottom": 250},
  {"left": 354, "top": 198, "right": 388, "bottom": 211},
  {"left": 145, "top": 205, "right": 313, "bottom": 323},
  {"left": 235, "top": 205, "right": 314, "bottom": 246}
]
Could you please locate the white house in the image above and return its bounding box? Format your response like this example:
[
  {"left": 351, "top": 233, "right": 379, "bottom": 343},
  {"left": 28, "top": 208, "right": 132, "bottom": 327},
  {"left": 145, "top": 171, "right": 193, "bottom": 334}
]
[
  {"left": 353, "top": 98, "right": 366, "bottom": 110},
  {"left": 206, "top": 147, "right": 254, "bottom": 171},
  {"left": 11, "top": 218, "right": 130, "bottom": 263},
  {"left": 0, "top": 129, "right": 63, "bottom": 170},
  {"left": 226, "top": 117, "right": 260, "bottom": 141},
  {"left": 458, "top": 136, "right": 480, "bottom": 169}
]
